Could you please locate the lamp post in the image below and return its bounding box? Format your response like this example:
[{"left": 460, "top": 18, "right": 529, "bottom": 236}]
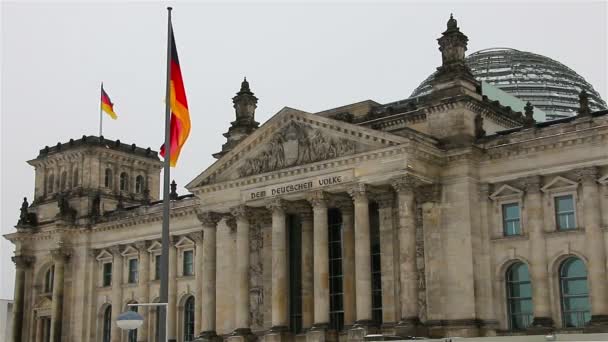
[{"left": 118, "top": 303, "right": 169, "bottom": 342}]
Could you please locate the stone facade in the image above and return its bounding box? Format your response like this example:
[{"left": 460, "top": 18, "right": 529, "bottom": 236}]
[{"left": 5, "top": 16, "right": 608, "bottom": 342}]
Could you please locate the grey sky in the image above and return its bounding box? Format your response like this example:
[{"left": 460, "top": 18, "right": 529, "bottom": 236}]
[{"left": 1, "top": 1, "right": 606, "bottom": 300}]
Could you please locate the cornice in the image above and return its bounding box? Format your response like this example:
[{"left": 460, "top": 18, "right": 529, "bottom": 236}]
[{"left": 93, "top": 203, "right": 198, "bottom": 232}]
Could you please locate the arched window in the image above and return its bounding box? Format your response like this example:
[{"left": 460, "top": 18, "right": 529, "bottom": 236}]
[
  {"left": 47, "top": 173, "right": 54, "bottom": 193},
  {"left": 560, "top": 257, "right": 591, "bottom": 328},
  {"left": 44, "top": 265, "right": 55, "bottom": 293},
  {"left": 102, "top": 305, "right": 112, "bottom": 342},
  {"left": 104, "top": 168, "right": 113, "bottom": 188},
  {"left": 73, "top": 169, "right": 79, "bottom": 187},
  {"left": 127, "top": 304, "right": 138, "bottom": 342},
  {"left": 506, "top": 262, "right": 533, "bottom": 330},
  {"left": 135, "top": 175, "right": 144, "bottom": 194},
  {"left": 183, "top": 296, "right": 195, "bottom": 342},
  {"left": 120, "top": 172, "right": 129, "bottom": 191},
  {"left": 60, "top": 171, "right": 68, "bottom": 190}
]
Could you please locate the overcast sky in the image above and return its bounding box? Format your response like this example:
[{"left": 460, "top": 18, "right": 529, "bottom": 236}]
[{"left": 1, "top": 1, "right": 606, "bottom": 300}]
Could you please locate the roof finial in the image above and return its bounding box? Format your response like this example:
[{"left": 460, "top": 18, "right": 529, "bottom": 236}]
[
  {"left": 447, "top": 13, "right": 458, "bottom": 31},
  {"left": 240, "top": 77, "right": 251, "bottom": 93}
]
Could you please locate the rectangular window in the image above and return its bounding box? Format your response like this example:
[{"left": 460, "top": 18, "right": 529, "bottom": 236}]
[
  {"left": 328, "top": 209, "right": 344, "bottom": 331},
  {"left": 369, "top": 203, "right": 383, "bottom": 326},
  {"left": 288, "top": 214, "right": 302, "bottom": 334},
  {"left": 502, "top": 203, "right": 521, "bottom": 236},
  {"left": 183, "top": 250, "right": 194, "bottom": 276},
  {"left": 555, "top": 195, "right": 576, "bottom": 230},
  {"left": 128, "top": 258, "right": 138, "bottom": 284},
  {"left": 155, "top": 255, "right": 161, "bottom": 280},
  {"left": 102, "top": 262, "right": 112, "bottom": 287}
]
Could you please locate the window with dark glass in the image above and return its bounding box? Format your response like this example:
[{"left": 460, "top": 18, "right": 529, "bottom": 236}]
[
  {"left": 104, "top": 168, "right": 113, "bottom": 188},
  {"left": 128, "top": 258, "right": 138, "bottom": 284},
  {"left": 127, "top": 305, "right": 138, "bottom": 342},
  {"left": 43, "top": 317, "right": 51, "bottom": 342},
  {"left": 369, "top": 202, "right": 383, "bottom": 325},
  {"left": 506, "top": 262, "right": 533, "bottom": 330},
  {"left": 328, "top": 209, "right": 344, "bottom": 331},
  {"left": 560, "top": 257, "right": 591, "bottom": 328},
  {"left": 60, "top": 171, "right": 67, "bottom": 190},
  {"left": 183, "top": 250, "right": 194, "bottom": 276},
  {"left": 155, "top": 255, "right": 161, "bottom": 280},
  {"left": 154, "top": 304, "right": 161, "bottom": 342},
  {"left": 555, "top": 195, "right": 576, "bottom": 230},
  {"left": 47, "top": 173, "right": 54, "bottom": 193},
  {"left": 102, "top": 305, "right": 112, "bottom": 342},
  {"left": 135, "top": 175, "right": 144, "bottom": 193},
  {"left": 102, "top": 262, "right": 112, "bottom": 287},
  {"left": 288, "top": 214, "right": 302, "bottom": 334},
  {"left": 502, "top": 203, "right": 521, "bottom": 236},
  {"left": 73, "top": 169, "right": 79, "bottom": 187},
  {"left": 45, "top": 266, "right": 54, "bottom": 293},
  {"left": 184, "top": 296, "right": 195, "bottom": 341},
  {"left": 120, "top": 172, "right": 129, "bottom": 191}
]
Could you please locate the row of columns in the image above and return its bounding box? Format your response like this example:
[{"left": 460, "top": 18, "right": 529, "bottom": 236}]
[{"left": 196, "top": 178, "right": 425, "bottom": 341}]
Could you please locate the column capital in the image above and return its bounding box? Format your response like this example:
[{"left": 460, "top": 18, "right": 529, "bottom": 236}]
[
  {"left": 12, "top": 255, "right": 34, "bottom": 268},
  {"left": 335, "top": 199, "right": 354, "bottom": 215},
  {"left": 307, "top": 191, "right": 328, "bottom": 208},
  {"left": 108, "top": 245, "right": 122, "bottom": 256},
  {"left": 266, "top": 198, "right": 287, "bottom": 213},
  {"left": 50, "top": 247, "right": 71, "bottom": 262},
  {"left": 523, "top": 175, "right": 542, "bottom": 194},
  {"left": 415, "top": 184, "right": 441, "bottom": 204},
  {"left": 197, "top": 211, "right": 221, "bottom": 227},
  {"left": 223, "top": 216, "right": 237, "bottom": 231},
  {"left": 391, "top": 175, "right": 420, "bottom": 193},
  {"left": 189, "top": 231, "right": 204, "bottom": 243},
  {"left": 348, "top": 183, "right": 368, "bottom": 201},
  {"left": 230, "top": 205, "right": 251, "bottom": 220},
  {"left": 134, "top": 241, "right": 148, "bottom": 251},
  {"left": 575, "top": 167, "right": 599, "bottom": 185},
  {"left": 373, "top": 191, "right": 395, "bottom": 209}
]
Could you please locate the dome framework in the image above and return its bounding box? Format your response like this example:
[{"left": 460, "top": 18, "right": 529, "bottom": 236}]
[{"left": 411, "top": 48, "right": 607, "bottom": 120}]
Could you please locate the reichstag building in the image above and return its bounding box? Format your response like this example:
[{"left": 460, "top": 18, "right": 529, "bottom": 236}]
[{"left": 5, "top": 15, "right": 608, "bottom": 342}]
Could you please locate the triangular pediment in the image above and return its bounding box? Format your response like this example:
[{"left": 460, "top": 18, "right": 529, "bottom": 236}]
[
  {"left": 175, "top": 236, "right": 195, "bottom": 248},
  {"left": 147, "top": 241, "right": 162, "bottom": 253},
  {"left": 541, "top": 176, "right": 578, "bottom": 193},
  {"left": 120, "top": 245, "right": 139, "bottom": 257},
  {"left": 187, "top": 107, "right": 410, "bottom": 189},
  {"left": 599, "top": 174, "right": 608, "bottom": 185},
  {"left": 96, "top": 249, "right": 113, "bottom": 261},
  {"left": 489, "top": 184, "right": 523, "bottom": 200}
]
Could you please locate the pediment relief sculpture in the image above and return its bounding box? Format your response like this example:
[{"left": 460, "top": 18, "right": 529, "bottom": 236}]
[{"left": 237, "top": 121, "right": 357, "bottom": 177}]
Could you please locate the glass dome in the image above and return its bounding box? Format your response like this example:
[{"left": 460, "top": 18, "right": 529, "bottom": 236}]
[{"left": 411, "top": 48, "right": 607, "bottom": 120}]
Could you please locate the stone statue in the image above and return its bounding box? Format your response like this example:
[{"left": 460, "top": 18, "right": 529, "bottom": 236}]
[
  {"left": 57, "top": 194, "right": 76, "bottom": 222},
  {"left": 17, "top": 197, "right": 37, "bottom": 227},
  {"left": 91, "top": 193, "right": 101, "bottom": 218}
]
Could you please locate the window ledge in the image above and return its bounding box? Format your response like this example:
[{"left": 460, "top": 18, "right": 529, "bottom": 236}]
[
  {"left": 491, "top": 233, "right": 529, "bottom": 242},
  {"left": 545, "top": 227, "right": 585, "bottom": 237},
  {"left": 123, "top": 283, "right": 138, "bottom": 288},
  {"left": 178, "top": 275, "right": 195, "bottom": 280}
]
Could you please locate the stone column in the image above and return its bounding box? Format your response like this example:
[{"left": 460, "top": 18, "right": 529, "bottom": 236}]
[
  {"left": 168, "top": 237, "right": 178, "bottom": 341},
  {"left": 300, "top": 209, "right": 314, "bottom": 330},
  {"left": 231, "top": 205, "right": 255, "bottom": 339},
  {"left": 35, "top": 316, "right": 44, "bottom": 342},
  {"left": 525, "top": 176, "right": 553, "bottom": 330},
  {"left": 578, "top": 167, "right": 608, "bottom": 330},
  {"left": 135, "top": 241, "right": 150, "bottom": 342},
  {"left": 376, "top": 192, "right": 399, "bottom": 324},
  {"left": 50, "top": 247, "right": 70, "bottom": 342},
  {"left": 191, "top": 232, "right": 204, "bottom": 335},
  {"left": 109, "top": 246, "right": 123, "bottom": 342},
  {"left": 392, "top": 177, "right": 421, "bottom": 334},
  {"left": 11, "top": 255, "right": 33, "bottom": 342},
  {"left": 198, "top": 212, "right": 221, "bottom": 341},
  {"left": 348, "top": 184, "right": 373, "bottom": 325},
  {"left": 267, "top": 199, "right": 289, "bottom": 330},
  {"left": 340, "top": 203, "right": 356, "bottom": 327},
  {"left": 308, "top": 191, "right": 330, "bottom": 329}
]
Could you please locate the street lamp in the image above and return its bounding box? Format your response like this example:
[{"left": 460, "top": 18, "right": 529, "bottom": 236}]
[{"left": 117, "top": 303, "right": 169, "bottom": 342}]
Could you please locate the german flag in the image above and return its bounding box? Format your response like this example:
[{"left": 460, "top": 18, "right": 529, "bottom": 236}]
[
  {"left": 100, "top": 84, "right": 118, "bottom": 119},
  {"left": 160, "top": 24, "right": 191, "bottom": 167}
]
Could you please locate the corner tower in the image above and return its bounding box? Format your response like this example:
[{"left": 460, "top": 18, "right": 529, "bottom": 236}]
[
  {"left": 213, "top": 78, "right": 260, "bottom": 158},
  {"left": 21, "top": 136, "right": 162, "bottom": 227}
]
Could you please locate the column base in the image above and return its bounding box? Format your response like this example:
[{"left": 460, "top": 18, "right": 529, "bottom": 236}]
[
  {"left": 194, "top": 330, "right": 223, "bottom": 342},
  {"left": 228, "top": 328, "right": 258, "bottom": 342},
  {"left": 527, "top": 316, "right": 554, "bottom": 334},
  {"left": 305, "top": 324, "right": 337, "bottom": 342},
  {"left": 264, "top": 326, "right": 292, "bottom": 342},
  {"left": 425, "top": 319, "right": 481, "bottom": 338},
  {"left": 346, "top": 321, "right": 380, "bottom": 342},
  {"left": 394, "top": 317, "right": 426, "bottom": 338},
  {"left": 584, "top": 314, "right": 608, "bottom": 333}
]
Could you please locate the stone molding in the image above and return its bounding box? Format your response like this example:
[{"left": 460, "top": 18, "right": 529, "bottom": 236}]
[
  {"left": 522, "top": 176, "right": 542, "bottom": 194},
  {"left": 373, "top": 191, "right": 395, "bottom": 209},
  {"left": 12, "top": 255, "right": 35, "bottom": 268},
  {"left": 189, "top": 231, "right": 204, "bottom": 243},
  {"left": 134, "top": 241, "right": 148, "bottom": 251},
  {"left": 266, "top": 198, "right": 287, "bottom": 213},
  {"left": 575, "top": 166, "right": 599, "bottom": 184},
  {"left": 230, "top": 205, "right": 251, "bottom": 220},
  {"left": 415, "top": 184, "right": 441, "bottom": 204},
  {"left": 348, "top": 183, "right": 368, "bottom": 201},
  {"left": 197, "top": 211, "right": 221, "bottom": 228},
  {"left": 391, "top": 175, "right": 422, "bottom": 193},
  {"left": 50, "top": 247, "right": 71, "bottom": 262},
  {"left": 306, "top": 190, "right": 328, "bottom": 208}
]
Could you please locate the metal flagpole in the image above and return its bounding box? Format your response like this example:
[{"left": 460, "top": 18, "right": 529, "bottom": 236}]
[
  {"left": 159, "top": 6, "right": 173, "bottom": 342},
  {"left": 99, "top": 82, "right": 103, "bottom": 136}
]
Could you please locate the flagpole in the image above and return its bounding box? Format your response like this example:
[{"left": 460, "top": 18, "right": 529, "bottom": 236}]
[
  {"left": 159, "top": 6, "right": 173, "bottom": 342},
  {"left": 99, "top": 83, "right": 103, "bottom": 136}
]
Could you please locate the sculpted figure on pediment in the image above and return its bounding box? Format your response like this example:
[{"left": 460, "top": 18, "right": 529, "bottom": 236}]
[{"left": 238, "top": 121, "right": 357, "bottom": 177}]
